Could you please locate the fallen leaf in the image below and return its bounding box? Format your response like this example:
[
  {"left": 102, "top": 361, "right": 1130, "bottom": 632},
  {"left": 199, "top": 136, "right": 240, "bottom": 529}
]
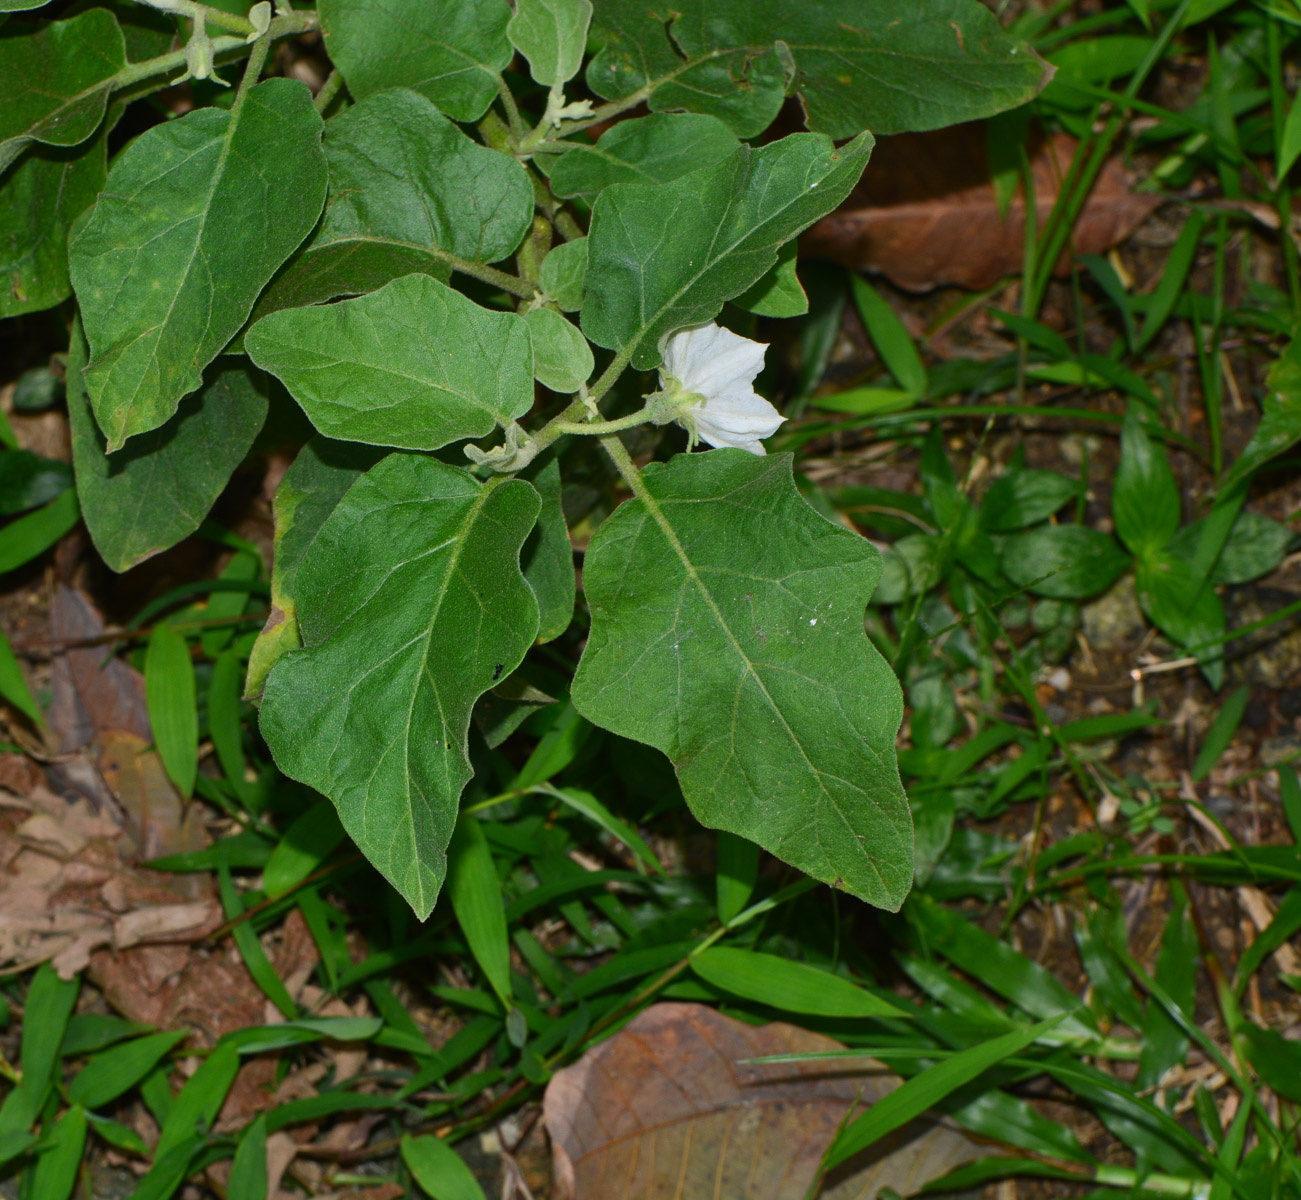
[
  {"left": 802, "top": 124, "right": 1160, "bottom": 291},
  {"left": 47, "top": 584, "right": 151, "bottom": 752},
  {"left": 543, "top": 1001, "right": 984, "bottom": 1199}
]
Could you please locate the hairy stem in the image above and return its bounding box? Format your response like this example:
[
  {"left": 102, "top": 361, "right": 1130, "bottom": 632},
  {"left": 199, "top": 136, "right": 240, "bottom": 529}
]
[
  {"left": 109, "top": 10, "right": 317, "bottom": 94},
  {"left": 314, "top": 68, "right": 345, "bottom": 115}
]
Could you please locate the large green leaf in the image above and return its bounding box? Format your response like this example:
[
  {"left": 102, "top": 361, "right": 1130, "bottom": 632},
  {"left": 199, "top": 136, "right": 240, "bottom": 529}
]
[
  {"left": 244, "top": 437, "right": 383, "bottom": 700},
  {"left": 571, "top": 449, "right": 913, "bottom": 910},
  {"left": 260, "top": 455, "right": 541, "bottom": 917},
  {"left": 581, "top": 132, "right": 871, "bottom": 369},
  {"left": 0, "top": 137, "right": 106, "bottom": 319},
  {"left": 246, "top": 273, "right": 535, "bottom": 451},
  {"left": 548, "top": 112, "right": 739, "bottom": 200},
  {"left": 258, "top": 88, "right": 533, "bottom": 316},
  {"left": 586, "top": 0, "right": 1048, "bottom": 140},
  {"left": 69, "top": 78, "right": 326, "bottom": 450},
  {"left": 0, "top": 9, "right": 124, "bottom": 173},
  {"left": 320, "top": 0, "right": 513, "bottom": 122},
  {"left": 67, "top": 321, "right": 267, "bottom": 573}
]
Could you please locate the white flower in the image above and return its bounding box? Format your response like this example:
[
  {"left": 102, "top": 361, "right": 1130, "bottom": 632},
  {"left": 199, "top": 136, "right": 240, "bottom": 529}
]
[{"left": 656, "top": 323, "right": 785, "bottom": 455}]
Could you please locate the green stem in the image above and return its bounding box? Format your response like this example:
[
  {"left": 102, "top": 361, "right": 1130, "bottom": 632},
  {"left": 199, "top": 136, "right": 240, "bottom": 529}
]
[
  {"left": 137, "top": 0, "right": 255, "bottom": 37},
  {"left": 496, "top": 74, "right": 527, "bottom": 140},
  {"left": 108, "top": 10, "right": 316, "bottom": 94},
  {"left": 231, "top": 22, "right": 271, "bottom": 112},
  {"left": 1028, "top": 0, "right": 1193, "bottom": 315},
  {"left": 599, "top": 429, "right": 650, "bottom": 500},
  {"left": 444, "top": 254, "right": 538, "bottom": 300},
  {"left": 549, "top": 408, "right": 653, "bottom": 438},
  {"left": 314, "top": 68, "right": 345, "bottom": 115}
]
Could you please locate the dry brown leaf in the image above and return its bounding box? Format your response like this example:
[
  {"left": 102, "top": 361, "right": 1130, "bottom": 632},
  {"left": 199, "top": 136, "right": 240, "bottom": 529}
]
[
  {"left": 47, "top": 585, "right": 150, "bottom": 752},
  {"left": 802, "top": 124, "right": 1161, "bottom": 292},
  {"left": 543, "top": 1001, "right": 983, "bottom": 1200}
]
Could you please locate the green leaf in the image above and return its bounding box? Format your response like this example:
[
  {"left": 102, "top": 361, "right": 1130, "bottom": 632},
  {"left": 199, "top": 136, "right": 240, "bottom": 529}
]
[
  {"left": 571, "top": 449, "right": 913, "bottom": 911},
  {"left": 1113, "top": 409, "right": 1180, "bottom": 560},
  {"left": 0, "top": 138, "right": 106, "bottom": 319},
  {"left": 1192, "top": 686, "right": 1248, "bottom": 784},
  {"left": 582, "top": 132, "right": 872, "bottom": 369},
  {"left": 545, "top": 784, "right": 661, "bottom": 872},
  {"left": 145, "top": 623, "right": 198, "bottom": 799},
  {"left": 692, "top": 947, "right": 905, "bottom": 1017},
  {"left": 259, "top": 455, "right": 541, "bottom": 919},
  {"left": 1137, "top": 888, "right": 1196, "bottom": 1092},
  {"left": 548, "top": 112, "right": 739, "bottom": 200},
  {"left": 448, "top": 815, "right": 511, "bottom": 1008},
  {"left": 0, "top": 9, "right": 124, "bottom": 172},
  {"left": 28, "top": 1105, "right": 86, "bottom": 1200},
  {"left": 258, "top": 89, "right": 532, "bottom": 315},
  {"left": 246, "top": 274, "right": 534, "bottom": 451},
  {"left": 0, "top": 487, "right": 79, "bottom": 576},
  {"left": 980, "top": 468, "right": 1078, "bottom": 533},
  {"left": 245, "top": 437, "right": 383, "bottom": 700},
  {"left": 508, "top": 0, "right": 591, "bottom": 89},
  {"left": 715, "top": 831, "right": 759, "bottom": 923},
  {"left": 320, "top": 0, "right": 512, "bottom": 122},
  {"left": 1223, "top": 333, "right": 1301, "bottom": 490},
  {"left": 852, "top": 276, "right": 926, "bottom": 397},
  {"left": 1169, "top": 509, "right": 1292, "bottom": 587},
  {"left": 525, "top": 306, "right": 593, "bottom": 394},
  {"left": 0, "top": 629, "right": 42, "bottom": 725},
  {"left": 19, "top": 964, "right": 79, "bottom": 1117},
  {"left": 731, "top": 239, "right": 807, "bottom": 319},
  {"left": 1280, "top": 91, "right": 1301, "bottom": 181},
  {"left": 261, "top": 798, "right": 345, "bottom": 897},
  {"left": 587, "top": 0, "right": 1048, "bottom": 140},
  {"left": 1135, "top": 551, "right": 1225, "bottom": 686},
  {"left": 154, "top": 1042, "right": 238, "bottom": 1161},
  {"left": 539, "top": 236, "right": 586, "bottom": 312},
  {"left": 993, "top": 525, "right": 1129, "bottom": 600},
  {"left": 68, "top": 323, "right": 268, "bottom": 572},
  {"left": 0, "top": 449, "right": 72, "bottom": 515},
  {"left": 402, "top": 1133, "right": 487, "bottom": 1200},
  {"left": 61, "top": 1014, "right": 153, "bottom": 1059},
  {"left": 1241, "top": 1022, "right": 1301, "bottom": 1102},
  {"left": 824, "top": 1018, "right": 1062, "bottom": 1171},
  {"left": 69, "top": 78, "right": 326, "bottom": 450},
  {"left": 520, "top": 451, "right": 575, "bottom": 643},
  {"left": 228, "top": 1114, "right": 268, "bottom": 1200},
  {"left": 67, "top": 1031, "right": 187, "bottom": 1109}
]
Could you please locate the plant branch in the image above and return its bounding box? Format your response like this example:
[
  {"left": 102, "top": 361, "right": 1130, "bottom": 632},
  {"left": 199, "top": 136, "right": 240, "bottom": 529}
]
[
  {"left": 314, "top": 68, "right": 345, "bottom": 115},
  {"left": 134, "top": 0, "right": 256, "bottom": 38},
  {"left": 108, "top": 9, "right": 316, "bottom": 96}
]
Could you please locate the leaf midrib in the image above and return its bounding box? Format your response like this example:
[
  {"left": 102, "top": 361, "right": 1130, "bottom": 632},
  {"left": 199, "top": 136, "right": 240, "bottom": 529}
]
[{"left": 626, "top": 468, "right": 885, "bottom": 891}]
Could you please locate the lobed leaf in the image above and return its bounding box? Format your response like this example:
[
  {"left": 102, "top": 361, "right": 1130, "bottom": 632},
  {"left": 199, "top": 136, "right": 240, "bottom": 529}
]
[
  {"left": 67, "top": 319, "right": 268, "bottom": 573},
  {"left": 320, "top": 0, "right": 512, "bottom": 122},
  {"left": 586, "top": 0, "right": 1049, "bottom": 140},
  {"left": 582, "top": 132, "right": 873, "bottom": 369},
  {"left": 0, "top": 9, "right": 123, "bottom": 172},
  {"left": 259, "top": 88, "right": 533, "bottom": 316},
  {"left": 260, "top": 454, "right": 541, "bottom": 918},
  {"left": 70, "top": 78, "right": 326, "bottom": 450},
  {"left": 246, "top": 273, "right": 534, "bottom": 451},
  {"left": 548, "top": 112, "right": 739, "bottom": 199},
  {"left": 571, "top": 449, "right": 913, "bottom": 911},
  {"left": 244, "top": 437, "right": 383, "bottom": 700}
]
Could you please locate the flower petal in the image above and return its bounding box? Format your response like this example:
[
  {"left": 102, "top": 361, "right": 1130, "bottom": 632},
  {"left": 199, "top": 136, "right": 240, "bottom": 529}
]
[{"left": 661, "top": 323, "right": 767, "bottom": 398}]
